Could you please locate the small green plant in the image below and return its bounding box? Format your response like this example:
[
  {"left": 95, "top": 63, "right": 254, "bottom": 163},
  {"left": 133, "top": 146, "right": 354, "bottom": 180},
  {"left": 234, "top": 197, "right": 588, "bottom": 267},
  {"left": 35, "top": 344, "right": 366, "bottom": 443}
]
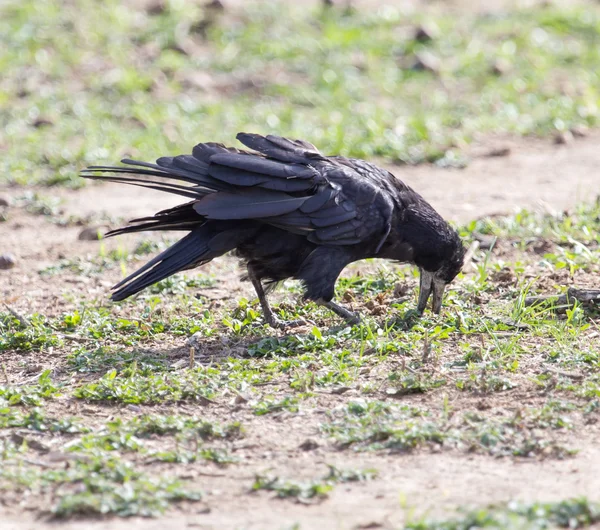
[
  {"left": 406, "top": 498, "right": 600, "bottom": 529},
  {"left": 0, "top": 370, "right": 60, "bottom": 406},
  {"left": 252, "top": 465, "right": 376, "bottom": 502}
]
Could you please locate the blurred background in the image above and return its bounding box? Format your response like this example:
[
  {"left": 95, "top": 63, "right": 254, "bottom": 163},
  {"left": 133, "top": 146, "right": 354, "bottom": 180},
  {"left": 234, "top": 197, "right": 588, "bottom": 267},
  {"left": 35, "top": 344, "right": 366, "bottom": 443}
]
[{"left": 1, "top": 0, "right": 599, "bottom": 190}]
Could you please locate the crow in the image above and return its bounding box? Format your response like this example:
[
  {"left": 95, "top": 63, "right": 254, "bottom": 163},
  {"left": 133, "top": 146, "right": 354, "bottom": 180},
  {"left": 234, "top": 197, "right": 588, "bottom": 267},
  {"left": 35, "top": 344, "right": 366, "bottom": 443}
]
[{"left": 82, "top": 133, "right": 464, "bottom": 328}]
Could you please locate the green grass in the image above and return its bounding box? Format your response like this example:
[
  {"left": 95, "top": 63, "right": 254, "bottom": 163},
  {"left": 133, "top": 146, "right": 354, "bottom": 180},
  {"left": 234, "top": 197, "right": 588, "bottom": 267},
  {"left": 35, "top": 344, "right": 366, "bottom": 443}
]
[
  {"left": 0, "top": 371, "right": 61, "bottom": 406},
  {"left": 2, "top": 1, "right": 600, "bottom": 186},
  {"left": 252, "top": 465, "right": 377, "bottom": 502},
  {"left": 0, "top": 412, "right": 240, "bottom": 515},
  {"left": 1, "top": 183, "right": 599, "bottom": 519},
  {"left": 407, "top": 498, "right": 600, "bottom": 529},
  {"left": 0, "top": 408, "right": 87, "bottom": 433},
  {"left": 1, "top": 454, "right": 202, "bottom": 518},
  {"left": 2, "top": 0, "right": 600, "bottom": 522},
  {"left": 322, "top": 398, "right": 584, "bottom": 458}
]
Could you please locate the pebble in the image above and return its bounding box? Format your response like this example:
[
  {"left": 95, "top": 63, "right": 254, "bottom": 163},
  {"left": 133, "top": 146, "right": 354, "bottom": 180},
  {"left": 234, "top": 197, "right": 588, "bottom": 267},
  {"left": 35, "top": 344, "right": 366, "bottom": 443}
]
[
  {"left": 411, "top": 51, "right": 440, "bottom": 73},
  {"left": 32, "top": 117, "right": 53, "bottom": 128},
  {"left": 570, "top": 124, "right": 588, "bottom": 138},
  {"left": 414, "top": 22, "right": 439, "bottom": 42},
  {"left": 0, "top": 196, "right": 9, "bottom": 207},
  {"left": 492, "top": 58, "right": 512, "bottom": 76},
  {"left": 298, "top": 439, "right": 319, "bottom": 451},
  {"left": 78, "top": 226, "right": 105, "bottom": 241},
  {"left": 0, "top": 253, "right": 16, "bottom": 270},
  {"left": 484, "top": 146, "right": 511, "bottom": 158},
  {"left": 554, "top": 130, "right": 574, "bottom": 145}
]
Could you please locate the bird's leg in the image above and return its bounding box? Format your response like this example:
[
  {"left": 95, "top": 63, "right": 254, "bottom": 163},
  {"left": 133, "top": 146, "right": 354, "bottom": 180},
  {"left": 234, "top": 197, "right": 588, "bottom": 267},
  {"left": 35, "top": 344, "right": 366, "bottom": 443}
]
[
  {"left": 247, "top": 265, "right": 306, "bottom": 330},
  {"left": 319, "top": 300, "right": 361, "bottom": 326}
]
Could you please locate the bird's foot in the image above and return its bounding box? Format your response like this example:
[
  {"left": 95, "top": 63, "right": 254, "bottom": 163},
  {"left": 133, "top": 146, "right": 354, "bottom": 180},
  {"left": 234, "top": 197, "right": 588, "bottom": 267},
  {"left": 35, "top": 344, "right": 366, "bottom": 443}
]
[
  {"left": 266, "top": 316, "right": 312, "bottom": 330},
  {"left": 319, "top": 300, "right": 362, "bottom": 326},
  {"left": 346, "top": 314, "right": 362, "bottom": 326}
]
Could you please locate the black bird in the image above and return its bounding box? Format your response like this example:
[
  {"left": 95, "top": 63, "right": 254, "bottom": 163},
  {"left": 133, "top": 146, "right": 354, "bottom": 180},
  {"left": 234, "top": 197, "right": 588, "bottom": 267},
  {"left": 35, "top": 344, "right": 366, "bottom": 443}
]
[{"left": 82, "top": 133, "right": 464, "bottom": 328}]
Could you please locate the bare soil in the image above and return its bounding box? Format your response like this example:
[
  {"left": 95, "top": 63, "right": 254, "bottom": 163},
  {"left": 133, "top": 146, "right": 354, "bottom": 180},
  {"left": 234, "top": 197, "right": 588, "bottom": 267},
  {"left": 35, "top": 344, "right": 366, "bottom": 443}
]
[{"left": 1, "top": 131, "right": 600, "bottom": 529}]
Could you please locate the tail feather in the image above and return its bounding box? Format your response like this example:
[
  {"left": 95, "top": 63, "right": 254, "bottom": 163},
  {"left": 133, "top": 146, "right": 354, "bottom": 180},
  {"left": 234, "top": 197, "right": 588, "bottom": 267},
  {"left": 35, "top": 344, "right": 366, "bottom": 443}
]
[
  {"left": 81, "top": 155, "right": 230, "bottom": 197},
  {"left": 106, "top": 220, "right": 200, "bottom": 236},
  {"left": 79, "top": 135, "right": 329, "bottom": 302},
  {"left": 106, "top": 203, "right": 202, "bottom": 237},
  {"left": 111, "top": 227, "right": 214, "bottom": 301},
  {"left": 110, "top": 221, "right": 258, "bottom": 301},
  {"left": 82, "top": 173, "right": 203, "bottom": 200}
]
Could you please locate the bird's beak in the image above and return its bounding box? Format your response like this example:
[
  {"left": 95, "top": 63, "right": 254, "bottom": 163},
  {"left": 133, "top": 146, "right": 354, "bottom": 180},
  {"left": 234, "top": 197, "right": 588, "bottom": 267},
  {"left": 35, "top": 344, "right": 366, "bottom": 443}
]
[{"left": 417, "top": 269, "right": 446, "bottom": 314}]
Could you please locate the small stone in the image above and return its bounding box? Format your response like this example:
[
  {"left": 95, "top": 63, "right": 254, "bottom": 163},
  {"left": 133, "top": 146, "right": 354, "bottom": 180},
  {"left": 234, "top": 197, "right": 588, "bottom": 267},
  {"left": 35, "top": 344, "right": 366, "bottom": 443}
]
[
  {"left": 491, "top": 267, "right": 514, "bottom": 284},
  {"left": 484, "top": 146, "right": 511, "bottom": 158},
  {"left": 331, "top": 386, "right": 351, "bottom": 395},
  {"left": 78, "top": 226, "right": 105, "bottom": 241},
  {"left": 171, "top": 359, "right": 188, "bottom": 369},
  {"left": 29, "top": 438, "right": 50, "bottom": 453},
  {"left": 570, "top": 124, "right": 588, "bottom": 138},
  {"left": 233, "top": 393, "right": 249, "bottom": 404},
  {"left": 414, "top": 22, "right": 439, "bottom": 42},
  {"left": 25, "top": 364, "right": 43, "bottom": 374},
  {"left": 299, "top": 439, "right": 319, "bottom": 451},
  {"left": 554, "top": 131, "right": 573, "bottom": 145},
  {"left": 10, "top": 433, "right": 25, "bottom": 445},
  {"left": 206, "top": 0, "right": 224, "bottom": 10},
  {"left": 491, "top": 58, "right": 512, "bottom": 76},
  {"left": 0, "top": 253, "right": 16, "bottom": 270},
  {"left": 393, "top": 282, "right": 409, "bottom": 297},
  {"left": 532, "top": 239, "right": 554, "bottom": 255},
  {"left": 0, "top": 196, "right": 9, "bottom": 207},
  {"left": 411, "top": 51, "right": 440, "bottom": 73},
  {"left": 32, "top": 117, "right": 53, "bottom": 128},
  {"left": 472, "top": 232, "right": 497, "bottom": 250},
  {"left": 146, "top": 0, "right": 167, "bottom": 15}
]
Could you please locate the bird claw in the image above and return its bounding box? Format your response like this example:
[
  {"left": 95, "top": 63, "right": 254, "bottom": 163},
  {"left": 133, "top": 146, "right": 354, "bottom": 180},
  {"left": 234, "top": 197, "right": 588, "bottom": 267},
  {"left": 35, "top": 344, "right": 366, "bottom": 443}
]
[
  {"left": 319, "top": 300, "right": 361, "bottom": 326},
  {"left": 347, "top": 315, "right": 362, "bottom": 326},
  {"left": 267, "top": 317, "right": 311, "bottom": 330}
]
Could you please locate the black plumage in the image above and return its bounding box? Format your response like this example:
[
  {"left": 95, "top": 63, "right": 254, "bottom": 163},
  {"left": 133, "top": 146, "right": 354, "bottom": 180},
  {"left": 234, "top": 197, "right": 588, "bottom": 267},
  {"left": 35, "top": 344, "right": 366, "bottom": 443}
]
[{"left": 82, "top": 133, "right": 464, "bottom": 328}]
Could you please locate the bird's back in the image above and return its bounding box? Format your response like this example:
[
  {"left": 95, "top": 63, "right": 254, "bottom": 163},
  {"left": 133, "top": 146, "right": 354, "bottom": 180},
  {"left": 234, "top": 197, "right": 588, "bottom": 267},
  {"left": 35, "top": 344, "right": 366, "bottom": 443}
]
[{"left": 81, "top": 133, "right": 461, "bottom": 304}]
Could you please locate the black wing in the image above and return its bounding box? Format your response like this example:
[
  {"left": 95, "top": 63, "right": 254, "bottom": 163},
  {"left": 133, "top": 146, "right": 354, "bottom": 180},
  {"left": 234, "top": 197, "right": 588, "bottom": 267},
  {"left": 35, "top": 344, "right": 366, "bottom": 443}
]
[{"left": 82, "top": 133, "right": 394, "bottom": 250}]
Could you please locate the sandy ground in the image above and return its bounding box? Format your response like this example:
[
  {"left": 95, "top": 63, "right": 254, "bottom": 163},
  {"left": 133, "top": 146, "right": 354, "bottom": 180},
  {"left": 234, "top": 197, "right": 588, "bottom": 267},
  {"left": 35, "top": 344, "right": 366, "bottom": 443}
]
[
  {"left": 1, "top": 132, "right": 600, "bottom": 529},
  {"left": 3, "top": 441, "right": 600, "bottom": 530},
  {"left": 2, "top": 0, "right": 600, "bottom": 523}
]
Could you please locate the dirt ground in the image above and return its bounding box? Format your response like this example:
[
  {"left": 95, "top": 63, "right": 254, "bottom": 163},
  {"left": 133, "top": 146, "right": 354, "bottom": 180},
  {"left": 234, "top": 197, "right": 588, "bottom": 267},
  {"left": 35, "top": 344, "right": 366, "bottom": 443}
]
[
  {"left": 1, "top": 130, "right": 600, "bottom": 529},
  {"left": 2, "top": 0, "right": 600, "bottom": 526}
]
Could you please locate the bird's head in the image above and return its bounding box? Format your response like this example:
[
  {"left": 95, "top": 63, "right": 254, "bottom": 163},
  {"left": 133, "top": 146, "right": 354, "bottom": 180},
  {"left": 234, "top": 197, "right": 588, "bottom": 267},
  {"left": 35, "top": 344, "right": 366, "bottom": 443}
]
[
  {"left": 386, "top": 192, "right": 466, "bottom": 314},
  {"left": 415, "top": 230, "right": 465, "bottom": 314}
]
